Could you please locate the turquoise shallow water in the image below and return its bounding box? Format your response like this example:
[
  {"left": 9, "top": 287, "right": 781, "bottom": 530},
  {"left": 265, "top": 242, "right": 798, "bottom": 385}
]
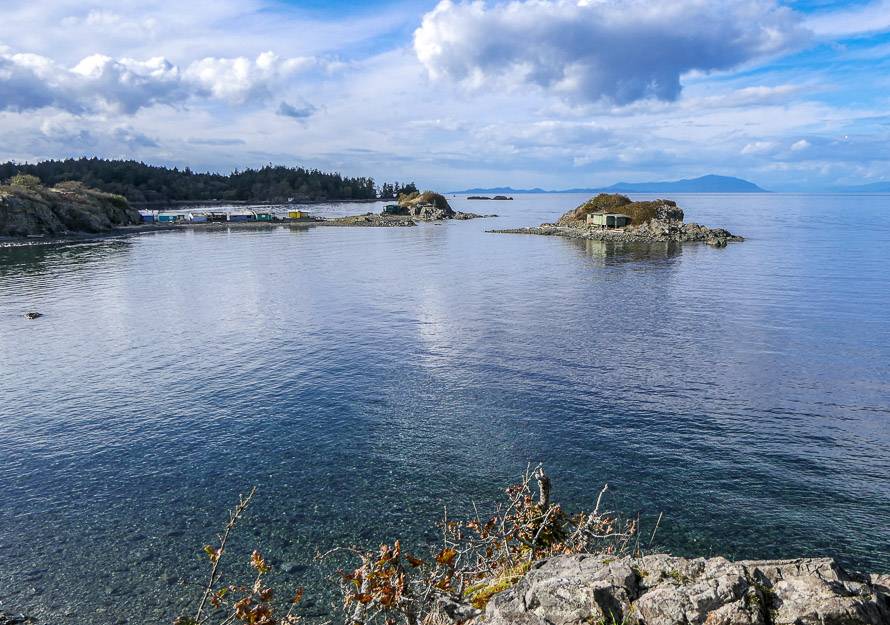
[{"left": 1, "top": 194, "right": 889, "bottom": 623}]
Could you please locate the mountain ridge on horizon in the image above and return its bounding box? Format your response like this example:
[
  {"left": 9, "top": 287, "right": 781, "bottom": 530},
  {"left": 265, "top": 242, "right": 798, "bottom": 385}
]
[{"left": 451, "top": 174, "right": 769, "bottom": 194}]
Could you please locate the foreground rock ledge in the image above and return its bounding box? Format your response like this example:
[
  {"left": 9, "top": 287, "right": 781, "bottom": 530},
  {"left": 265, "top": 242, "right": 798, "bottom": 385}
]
[{"left": 482, "top": 554, "right": 889, "bottom": 625}]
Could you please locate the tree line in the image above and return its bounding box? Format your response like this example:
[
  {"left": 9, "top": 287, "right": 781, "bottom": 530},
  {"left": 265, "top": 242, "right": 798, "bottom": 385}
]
[{"left": 0, "top": 158, "right": 418, "bottom": 204}]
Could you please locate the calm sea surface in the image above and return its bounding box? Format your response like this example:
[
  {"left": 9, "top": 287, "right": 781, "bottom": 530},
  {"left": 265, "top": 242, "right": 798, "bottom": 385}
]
[{"left": 1, "top": 194, "right": 889, "bottom": 624}]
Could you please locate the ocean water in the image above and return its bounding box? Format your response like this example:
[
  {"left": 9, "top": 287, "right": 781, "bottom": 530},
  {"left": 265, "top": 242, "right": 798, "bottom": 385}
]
[{"left": 1, "top": 194, "right": 889, "bottom": 624}]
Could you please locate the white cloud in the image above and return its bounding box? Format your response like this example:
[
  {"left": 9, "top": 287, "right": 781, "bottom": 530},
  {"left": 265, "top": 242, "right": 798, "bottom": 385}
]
[
  {"left": 414, "top": 0, "right": 809, "bottom": 105},
  {"left": 0, "top": 47, "right": 315, "bottom": 114},
  {"left": 742, "top": 141, "right": 779, "bottom": 155},
  {"left": 186, "top": 52, "right": 316, "bottom": 103},
  {"left": 805, "top": 0, "right": 890, "bottom": 37},
  {"left": 791, "top": 139, "right": 810, "bottom": 151}
]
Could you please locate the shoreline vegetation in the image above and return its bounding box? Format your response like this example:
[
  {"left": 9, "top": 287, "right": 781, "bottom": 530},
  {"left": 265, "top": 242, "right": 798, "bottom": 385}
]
[
  {"left": 157, "top": 467, "right": 890, "bottom": 625},
  {"left": 6, "top": 467, "right": 886, "bottom": 625},
  {"left": 490, "top": 193, "right": 743, "bottom": 246}
]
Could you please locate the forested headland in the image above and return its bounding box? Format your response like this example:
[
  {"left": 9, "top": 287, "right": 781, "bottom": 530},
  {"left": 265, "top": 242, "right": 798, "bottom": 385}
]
[{"left": 0, "top": 158, "right": 418, "bottom": 205}]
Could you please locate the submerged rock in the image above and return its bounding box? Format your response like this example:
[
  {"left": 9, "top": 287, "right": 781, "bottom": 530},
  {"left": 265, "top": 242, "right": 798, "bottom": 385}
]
[{"left": 482, "top": 554, "right": 890, "bottom": 625}]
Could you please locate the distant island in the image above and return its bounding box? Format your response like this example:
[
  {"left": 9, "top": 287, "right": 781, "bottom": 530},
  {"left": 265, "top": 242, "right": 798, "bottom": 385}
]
[
  {"left": 453, "top": 174, "right": 768, "bottom": 194},
  {"left": 0, "top": 158, "right": 418, "bottom": 205},
  {"left": 830, "top": 181, "right": 890, "bottom": 193}
]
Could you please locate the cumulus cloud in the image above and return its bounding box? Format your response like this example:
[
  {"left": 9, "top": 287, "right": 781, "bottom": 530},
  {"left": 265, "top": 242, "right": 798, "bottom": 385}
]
[
  {"left": 186, "top": 52, "right": 316, "bottom": 103},
  {"left": 414, "top": 0, "right": 809, "bottom": 104},
  {"left": 0, "top": 47, "right": 315, "bottom": 114}
]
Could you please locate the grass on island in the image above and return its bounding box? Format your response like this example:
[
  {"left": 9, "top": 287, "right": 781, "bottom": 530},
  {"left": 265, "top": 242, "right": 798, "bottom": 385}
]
[{"left": 559, "top": 193, "right": 678, "bottom": 225}]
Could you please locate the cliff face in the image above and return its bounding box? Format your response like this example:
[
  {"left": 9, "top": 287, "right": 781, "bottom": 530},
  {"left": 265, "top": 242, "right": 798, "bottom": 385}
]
[
  {"left": 483, "top": 554, "right": 890, "bottom": 625},
  {"left": 0, "top": 180, "right": 139, "bottom": 237}
]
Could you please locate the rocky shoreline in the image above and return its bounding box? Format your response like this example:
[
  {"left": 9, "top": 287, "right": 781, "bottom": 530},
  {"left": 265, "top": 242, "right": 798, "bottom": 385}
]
[
  {"left": 3, "top": 554, "right": 886, "bottom": 625},
  {"left": 483, "top": 554, "right": 889, "bottom": 625},
  {"left": 0, "top": 182, "right": 495, "bottom": 247}
]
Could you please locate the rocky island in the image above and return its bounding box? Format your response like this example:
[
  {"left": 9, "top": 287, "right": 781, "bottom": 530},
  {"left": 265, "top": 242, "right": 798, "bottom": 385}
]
[{"left": 491, "top": 193, "right": 742, "bottom": 246}]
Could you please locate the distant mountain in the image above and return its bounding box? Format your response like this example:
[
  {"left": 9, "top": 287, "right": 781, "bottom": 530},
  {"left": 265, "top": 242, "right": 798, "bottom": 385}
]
[
  {"left": 830, "top": 181, "right": 890, "bottom": 193},
  {"left": 602, "top": 175, "right": 767, "bottom": 193},
  {"left": 451, "top": 174, "right": 768, "bottom": 195},
  {"left": 454, "top": 186, "right": 548, "bottom": 194}
]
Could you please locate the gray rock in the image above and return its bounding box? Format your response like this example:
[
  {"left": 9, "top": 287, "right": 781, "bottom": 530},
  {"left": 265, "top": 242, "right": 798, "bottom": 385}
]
[
  {"left": 481, "top": 555, "right": 890, "bottom": 625},
  {"left": 24, "top": 312, "right": 42, "bottom": 319}
]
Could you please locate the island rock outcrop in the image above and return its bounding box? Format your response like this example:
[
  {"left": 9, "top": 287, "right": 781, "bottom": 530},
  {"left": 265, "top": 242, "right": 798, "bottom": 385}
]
[
  {"left": 0, "top": 176, "right": 139, "bottom": 237},
  {"left": 392, "top": 191, "right": 486, "bottom": 220},
  {"left": 558, "top": 194, "right": 684, "bottom": 226},
  {"left": 492, "top": 193, "right": 739, "bottom": 244},
  {"left": 482, "top": 554, "right": 890, "bottom": 625},
  {"left": 398, "top": 191, "right": 456, "bottom": 220}
]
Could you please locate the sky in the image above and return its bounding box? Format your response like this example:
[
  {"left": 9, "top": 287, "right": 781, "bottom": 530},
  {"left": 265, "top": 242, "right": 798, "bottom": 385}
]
[{"left": 0, "top": 0, "right": 889, "bottom": 191}]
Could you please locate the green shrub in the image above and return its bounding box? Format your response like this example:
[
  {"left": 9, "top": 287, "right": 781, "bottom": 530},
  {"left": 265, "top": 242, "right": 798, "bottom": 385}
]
[{"left": 8, "top": 173, "right": 43, "bottom": 189}]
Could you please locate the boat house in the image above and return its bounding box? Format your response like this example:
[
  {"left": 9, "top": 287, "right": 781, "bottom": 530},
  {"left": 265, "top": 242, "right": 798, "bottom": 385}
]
[
  {"left": 587, "top": 213, "right": 631, "bottom": 228},
  {"left": 138, "top": 210, "right": 155, "bottom": 223},
  {"left": 188, "top": 212, "right": 208, "bottom": 223},
  {"left": 288, "top": 210, "right": 309, "bottom": 220}
]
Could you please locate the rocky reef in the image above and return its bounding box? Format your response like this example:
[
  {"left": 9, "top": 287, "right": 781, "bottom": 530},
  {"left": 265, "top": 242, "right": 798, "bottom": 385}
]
[
  {"left": 0, "top": 175, "right": 139, "bottom": 237},
  {"left": 483, "top": 554, "right": 889, "bottom": 625},
  {"left": 492, "top": 193, "right": 741, "bottom": 246}
]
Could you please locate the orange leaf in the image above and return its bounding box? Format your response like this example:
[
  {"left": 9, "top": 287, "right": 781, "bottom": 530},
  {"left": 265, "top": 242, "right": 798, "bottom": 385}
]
[{"left": 435, "top": 548, "right": 457, "bottom": 566}]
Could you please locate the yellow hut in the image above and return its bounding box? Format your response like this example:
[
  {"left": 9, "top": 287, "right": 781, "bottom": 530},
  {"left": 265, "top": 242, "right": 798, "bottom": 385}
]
[{"left": 288, "top": 210, "right": 309, "bottom": 220}]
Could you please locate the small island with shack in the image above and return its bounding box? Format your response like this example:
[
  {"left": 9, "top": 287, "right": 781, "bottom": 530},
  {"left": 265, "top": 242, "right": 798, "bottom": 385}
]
[{"left": 490, "top": 193, "right": 742, "bottom": 247}]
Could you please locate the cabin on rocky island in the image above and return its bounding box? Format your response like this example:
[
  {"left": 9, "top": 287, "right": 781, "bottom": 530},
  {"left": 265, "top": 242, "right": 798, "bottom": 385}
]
[
  {"left": 287, "top": 209, "right": 309, "bottom": 220},
  {"left": 587, "top": 212, "right": 630, "bottom": 228}
]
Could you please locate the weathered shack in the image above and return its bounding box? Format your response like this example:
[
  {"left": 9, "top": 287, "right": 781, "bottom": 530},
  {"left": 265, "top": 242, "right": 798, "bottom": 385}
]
[{"left": 587, "top": 213, "right": 631, "bottom": 228}]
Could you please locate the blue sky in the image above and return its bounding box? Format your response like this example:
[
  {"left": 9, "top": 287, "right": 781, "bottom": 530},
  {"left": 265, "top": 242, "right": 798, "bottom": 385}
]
[{"left": 1, "top": 0, "right": 889, "bottom": 191}]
